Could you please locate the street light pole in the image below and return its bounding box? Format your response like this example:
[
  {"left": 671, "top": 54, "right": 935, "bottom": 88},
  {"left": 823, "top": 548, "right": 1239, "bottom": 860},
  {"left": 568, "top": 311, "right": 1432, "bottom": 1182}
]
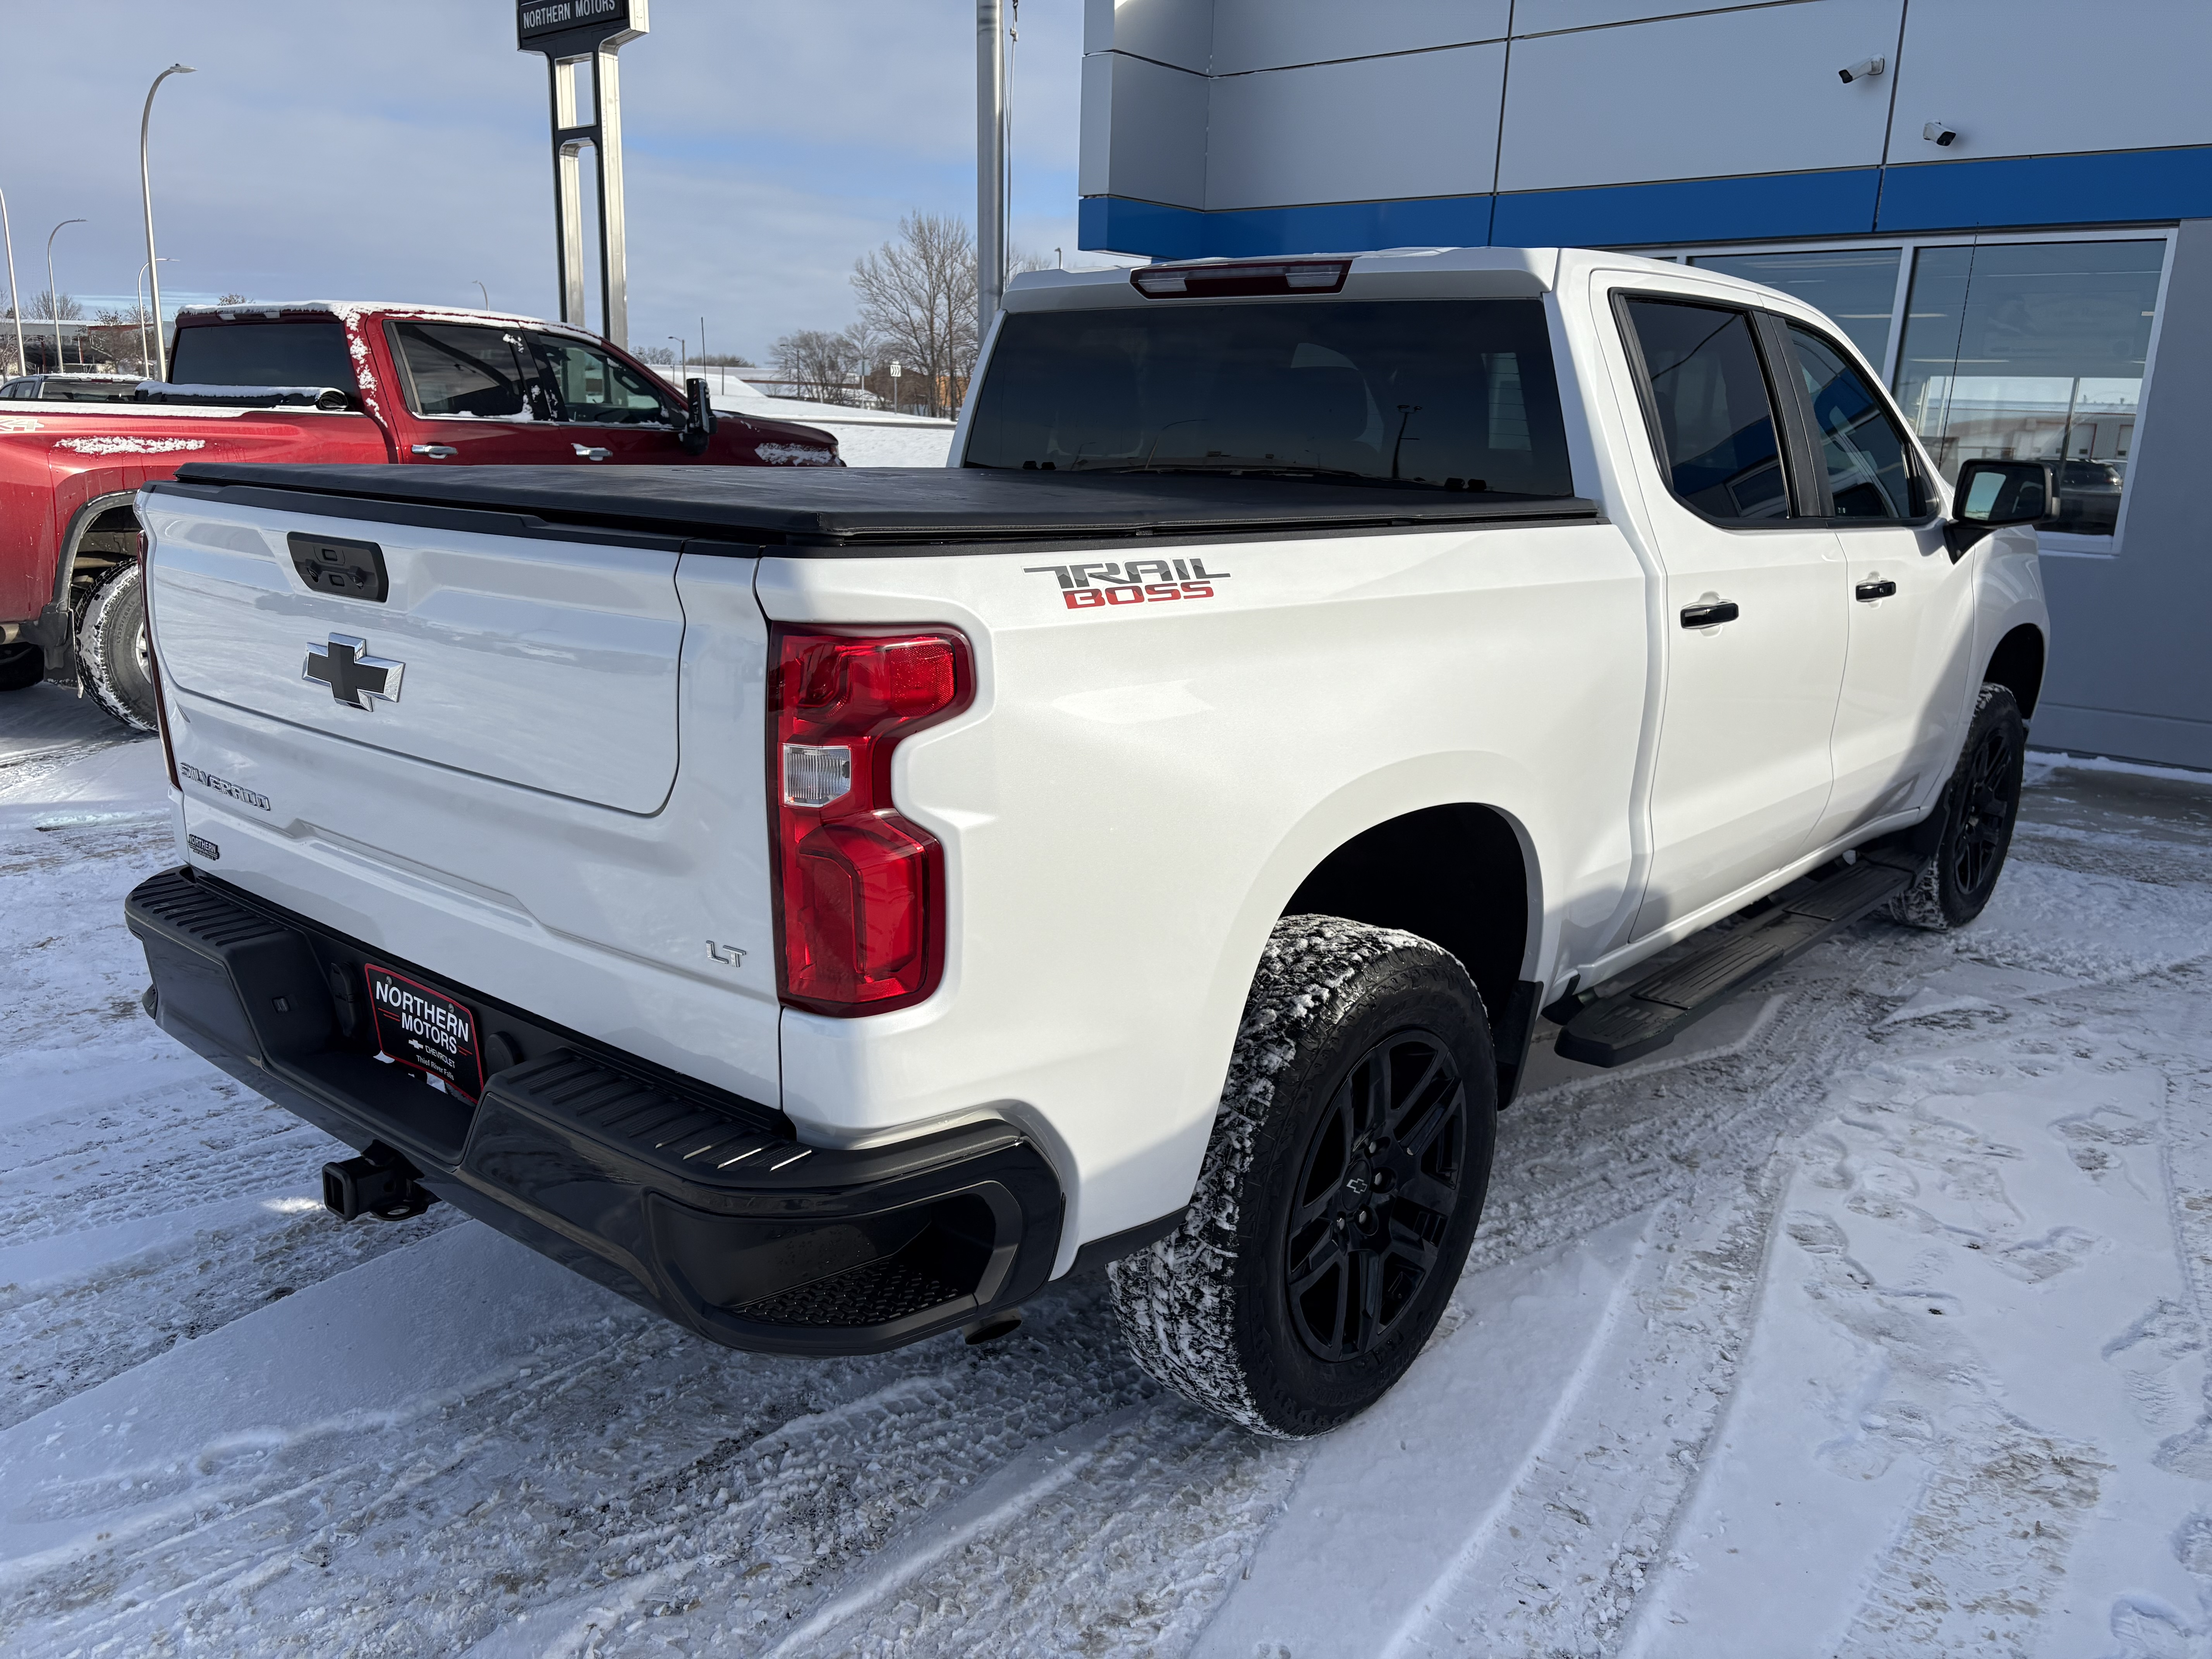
[
  {"left": 136, "top": 258, "right": 170, "bottom": 377},
  {"left": 140, "top": 62, "right": 195, "bottom": 381},
  {"left": 45, "top": 219, "right": 84, "bottom": 372},
  {"left": 668, "top": 334, "right": 685, "bottom": 379},
  {"left": 975, "top": 0, "right": 1007, "bottom": 354},
  {"left": 0, "top": 185, "right": 23, "bottom": 379}
]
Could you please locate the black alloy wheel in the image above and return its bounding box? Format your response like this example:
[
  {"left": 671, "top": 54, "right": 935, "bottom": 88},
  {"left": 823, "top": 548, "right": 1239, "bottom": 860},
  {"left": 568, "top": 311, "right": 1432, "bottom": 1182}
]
[
  {"left": 1951, "top": 717, "right": 2018, "bottom": 902},
  {"left": 1285, "top": 1030, "right": 1466, "bottom": 1362},
  {"left": 1886, "top": 682, "right": 2027, "bottom": 932}
]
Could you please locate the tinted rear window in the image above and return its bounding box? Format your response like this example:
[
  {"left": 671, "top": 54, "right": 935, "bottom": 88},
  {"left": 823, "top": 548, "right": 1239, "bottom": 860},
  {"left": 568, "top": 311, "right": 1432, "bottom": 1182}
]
[
  {"left": 168, "top": 320, "right": 355, "bottom": 391},
  {"left": 965, "top": 299, "right": 1573, "bottom": 496}
]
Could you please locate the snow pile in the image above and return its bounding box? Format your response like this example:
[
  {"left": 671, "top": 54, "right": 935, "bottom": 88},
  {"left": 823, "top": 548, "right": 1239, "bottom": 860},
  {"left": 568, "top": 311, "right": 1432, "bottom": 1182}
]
[{"left": 1, "top": 720, "right": 2208, "bottom": 1656}]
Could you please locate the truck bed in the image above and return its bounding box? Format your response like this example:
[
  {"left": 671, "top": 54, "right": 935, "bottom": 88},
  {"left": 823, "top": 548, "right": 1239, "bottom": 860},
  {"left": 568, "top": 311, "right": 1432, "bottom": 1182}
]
[{"left": 166, "top": 462, "right": 1599, "bottom": 550}]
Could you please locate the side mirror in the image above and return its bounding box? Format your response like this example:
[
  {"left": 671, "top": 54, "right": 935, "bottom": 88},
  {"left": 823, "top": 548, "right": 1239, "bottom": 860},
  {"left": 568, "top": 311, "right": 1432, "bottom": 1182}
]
[
  {"left": 679, "top": 376, "right": 718, "bottom": 456},
  {"left": 1945, "top": 458, "right": 2052, "bottom": 558}
]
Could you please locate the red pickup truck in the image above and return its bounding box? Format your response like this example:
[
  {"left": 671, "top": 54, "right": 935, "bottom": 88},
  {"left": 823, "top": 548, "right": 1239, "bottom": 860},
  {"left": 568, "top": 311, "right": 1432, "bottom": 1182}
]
[{"left": 0, "top": 301, "right": 838, "bottom": 729}]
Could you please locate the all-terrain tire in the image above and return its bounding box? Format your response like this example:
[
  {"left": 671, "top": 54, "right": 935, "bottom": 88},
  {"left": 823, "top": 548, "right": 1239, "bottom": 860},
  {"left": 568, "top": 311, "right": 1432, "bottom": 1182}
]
[
  {"left": 0, "top": 641, "right": 42, "bottom": 692},
  {"left": 77, "top": 563, "right": 158, "bottom": 732},
  {"left": 1109, "top": 916, "right": 1497, "bottom": 1437},
  {"left": 1886, "top": 682, "right": 2026, "bottom": 931}
]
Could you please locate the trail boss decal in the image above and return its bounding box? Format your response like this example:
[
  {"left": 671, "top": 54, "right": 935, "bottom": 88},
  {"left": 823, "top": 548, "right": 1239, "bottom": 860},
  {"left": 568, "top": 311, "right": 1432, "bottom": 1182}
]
[
  {"left": 1024, "top": 558, "right": 1231, "bottom": 611},
  {"left": 364, "top": 964, "right": 485, "bottom": 1101}
]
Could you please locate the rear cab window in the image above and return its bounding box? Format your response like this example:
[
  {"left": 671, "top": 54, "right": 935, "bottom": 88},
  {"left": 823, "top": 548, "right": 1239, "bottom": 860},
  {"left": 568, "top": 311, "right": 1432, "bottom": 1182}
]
[
  {"left": 167, "top": 319, "right": 357, "bottom": 398},
  {"left": 391, "top": 322, "right": 546, "bottom": 420},
  {"left": 965, "top": 299, "right": 1574, "bottom": 498},
  {"left": 1619, "top": 298, "right": 1792, "bottom": 523}
]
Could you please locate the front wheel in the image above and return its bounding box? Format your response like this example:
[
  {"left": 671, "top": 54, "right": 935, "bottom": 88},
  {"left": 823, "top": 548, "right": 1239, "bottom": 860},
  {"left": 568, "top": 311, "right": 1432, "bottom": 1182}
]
[
  {"left": 77, "top": 563, "right": 158, "bottom": 732},
  {"left": 1110, "top": 917, "right": 1496, "bottom": 1437},
  {"left": 1887, "top": 682, "right": 2026, "bottom": 931}
]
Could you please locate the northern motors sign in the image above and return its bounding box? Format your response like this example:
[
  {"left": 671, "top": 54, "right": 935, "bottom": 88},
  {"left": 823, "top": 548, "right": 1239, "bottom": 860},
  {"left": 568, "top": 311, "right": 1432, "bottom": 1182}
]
[{"left": 517, "top": 0, "right": 646, "bottom": 54}]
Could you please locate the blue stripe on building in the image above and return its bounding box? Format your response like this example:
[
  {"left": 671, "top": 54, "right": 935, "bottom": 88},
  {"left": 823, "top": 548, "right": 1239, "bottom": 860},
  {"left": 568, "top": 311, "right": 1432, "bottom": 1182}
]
[{"left": 1080, "top": 144, "right": 2212, "bottom": 258}]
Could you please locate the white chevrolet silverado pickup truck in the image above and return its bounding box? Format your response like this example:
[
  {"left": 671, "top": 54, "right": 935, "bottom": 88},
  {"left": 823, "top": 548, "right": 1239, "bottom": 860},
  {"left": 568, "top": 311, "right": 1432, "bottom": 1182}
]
[{"left": 124, "top": 247, "right": 2051, "bottom": 1436}]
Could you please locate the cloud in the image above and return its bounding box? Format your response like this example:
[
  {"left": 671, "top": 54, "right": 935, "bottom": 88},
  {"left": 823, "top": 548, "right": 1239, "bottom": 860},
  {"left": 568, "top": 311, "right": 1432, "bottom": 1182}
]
[{"left": 0, "top": 0, "right": 1086, "bottom": 361}]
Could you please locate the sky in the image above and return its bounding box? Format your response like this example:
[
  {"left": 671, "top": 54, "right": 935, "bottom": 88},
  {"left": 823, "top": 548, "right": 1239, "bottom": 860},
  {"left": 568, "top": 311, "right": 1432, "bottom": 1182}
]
[{"left": 0, "top": 0, "right": 1099, "bottom": 364}]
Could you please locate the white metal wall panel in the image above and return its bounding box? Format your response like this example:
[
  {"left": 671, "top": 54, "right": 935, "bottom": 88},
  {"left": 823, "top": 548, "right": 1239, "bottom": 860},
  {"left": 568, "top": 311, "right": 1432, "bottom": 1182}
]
[
  {"left": 1084, "top": 0, "right": 1214, "bottom": 71},
  {"left": 1511, "top": 0, "right": 1799, "bottom": 34},
  {"left": 1498, "top": 0, "right": 1903, "bottom": 192},
  {"left": 1887, "top": 0, "right": 2212, "bottom": 163},
  {"left": 1206, "top": 43, "right": 1506, "bottom": 210},
  {"left": 1080, "top": 51, "right": 1210, "bottom": 207},
  {"left": 1211, "top": 0, "right": 1510, "bottom": 74}
]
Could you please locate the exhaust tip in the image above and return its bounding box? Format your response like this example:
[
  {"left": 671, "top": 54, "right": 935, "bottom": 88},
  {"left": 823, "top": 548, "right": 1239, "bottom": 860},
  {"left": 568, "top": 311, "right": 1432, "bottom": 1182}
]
[{"left": 962, "top": 1310, "right": 1023, "bottom": 1346}]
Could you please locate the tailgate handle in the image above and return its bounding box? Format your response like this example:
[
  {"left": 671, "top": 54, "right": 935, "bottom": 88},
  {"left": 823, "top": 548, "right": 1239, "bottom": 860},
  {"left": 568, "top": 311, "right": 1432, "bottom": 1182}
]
[{"left": 287, "top": 532, "right": 389, "bottom": 603}]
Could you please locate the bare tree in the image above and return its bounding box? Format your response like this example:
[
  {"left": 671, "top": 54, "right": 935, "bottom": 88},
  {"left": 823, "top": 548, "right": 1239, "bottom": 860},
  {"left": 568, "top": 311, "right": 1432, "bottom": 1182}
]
[
  {"left": 88, "top": 306, "right": 153, "bottom": 376},
  {"left": 31, "top": 289, "right": 84, "bottom": 320},
  {"left": 850, "top": 213, "right": 977, "bottom": 417},
  {"left": 216, "top": 292, "right": 247, "bottom": 305},
  {"left": 773, "top": 327, "right": 867, "bottom": 404}
]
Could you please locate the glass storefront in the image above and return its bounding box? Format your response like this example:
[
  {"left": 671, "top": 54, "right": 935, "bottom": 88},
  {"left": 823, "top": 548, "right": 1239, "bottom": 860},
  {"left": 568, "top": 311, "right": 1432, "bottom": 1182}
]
[
  {"left": 1686, "top": 247, "right": 1902, "bottom": 371},
  {"left": 1655, "top": 233, "right": 2171, "bottom": 543},
  {"left": 1892, "top": 240, "right": 2164, "bottom": 536}
]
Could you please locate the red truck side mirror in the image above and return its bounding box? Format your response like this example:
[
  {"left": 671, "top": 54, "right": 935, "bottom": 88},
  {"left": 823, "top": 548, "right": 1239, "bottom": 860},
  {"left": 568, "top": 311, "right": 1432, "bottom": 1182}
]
[{"left": 680, "top": 377, "right": 718, "bottom": 456}]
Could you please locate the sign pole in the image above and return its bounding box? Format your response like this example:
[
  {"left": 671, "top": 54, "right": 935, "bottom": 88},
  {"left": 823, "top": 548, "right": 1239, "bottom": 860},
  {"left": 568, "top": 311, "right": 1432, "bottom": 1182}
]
[{"left": 518, "top": 0, "right": 647, "bottom": 347}]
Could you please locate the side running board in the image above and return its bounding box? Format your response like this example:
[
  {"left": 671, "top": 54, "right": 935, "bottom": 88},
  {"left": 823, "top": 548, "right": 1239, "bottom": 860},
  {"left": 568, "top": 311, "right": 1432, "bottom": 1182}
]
[{"left": 1556, "top": 857, "right": 1914, "bottom": 1067}]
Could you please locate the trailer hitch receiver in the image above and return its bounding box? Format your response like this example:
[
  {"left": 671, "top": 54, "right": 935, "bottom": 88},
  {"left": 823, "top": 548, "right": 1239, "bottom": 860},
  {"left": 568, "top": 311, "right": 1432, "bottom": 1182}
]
[{"left": 323, "top": 1143, "right": 438, "bottom": 1221}]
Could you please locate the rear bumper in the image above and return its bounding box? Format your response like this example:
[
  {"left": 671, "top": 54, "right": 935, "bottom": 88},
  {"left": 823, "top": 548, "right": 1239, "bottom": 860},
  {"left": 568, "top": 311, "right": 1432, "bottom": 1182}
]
[{"left": 124, "top": 867, "right": 1064, "bottom": 1355}]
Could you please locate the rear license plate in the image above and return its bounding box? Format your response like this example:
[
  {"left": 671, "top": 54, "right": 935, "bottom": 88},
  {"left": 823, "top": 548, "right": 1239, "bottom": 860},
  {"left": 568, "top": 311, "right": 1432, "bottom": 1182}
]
[{"left": 364, "top": 963, "right": 484, "bottom": 1101}]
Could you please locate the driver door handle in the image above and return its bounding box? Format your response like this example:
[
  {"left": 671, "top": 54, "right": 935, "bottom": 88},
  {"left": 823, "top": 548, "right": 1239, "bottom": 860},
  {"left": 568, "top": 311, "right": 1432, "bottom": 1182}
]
[
  {"left": 573, "top": 444, "right": 613, "bottom": 462},
  {"left": 1855, "top": 579, "right": 1898, "bottom": 602},
  {"left": 410, "top": 444, "right": 457, "bottom": 459},
  {"left": 1680, "top": 600, "right": 1740, "bottom": 628}
]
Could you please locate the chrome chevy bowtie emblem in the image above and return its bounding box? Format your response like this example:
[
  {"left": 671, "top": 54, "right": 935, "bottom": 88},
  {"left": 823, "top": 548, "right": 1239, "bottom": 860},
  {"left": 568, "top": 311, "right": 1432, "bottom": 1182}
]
[{"left": 303, "top": 634, "right": 405, "bottom": 711}]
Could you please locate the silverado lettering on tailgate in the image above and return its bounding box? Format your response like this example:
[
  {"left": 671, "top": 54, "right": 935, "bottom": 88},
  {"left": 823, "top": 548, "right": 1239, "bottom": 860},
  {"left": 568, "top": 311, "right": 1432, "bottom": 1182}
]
[{"left": 1023, "top": 558, "right": 1232, "bottom": 611}]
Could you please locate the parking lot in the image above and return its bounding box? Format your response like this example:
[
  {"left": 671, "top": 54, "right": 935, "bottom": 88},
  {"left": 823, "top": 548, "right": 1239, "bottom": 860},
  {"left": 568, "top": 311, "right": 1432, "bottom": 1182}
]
[{"left": 0, "top": 685, "right": 2204, "bottom": 1657}]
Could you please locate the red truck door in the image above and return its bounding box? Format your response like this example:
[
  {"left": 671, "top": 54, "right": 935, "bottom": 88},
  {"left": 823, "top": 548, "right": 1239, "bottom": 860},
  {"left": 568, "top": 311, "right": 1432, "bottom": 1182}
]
[
  {"left": 383, "top": 319, "right": 567, "bottom": 465},
  {"left": 526, "top": 331, "right": 693, "bottom": 466}
]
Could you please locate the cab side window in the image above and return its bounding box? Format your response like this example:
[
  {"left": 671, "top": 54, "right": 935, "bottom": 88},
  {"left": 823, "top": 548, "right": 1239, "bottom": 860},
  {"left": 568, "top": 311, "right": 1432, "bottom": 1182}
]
[
  {"left": 392, "top": 323, "right": 544, "bottom": 420},
  {"left": 1786, "top": 325, "right": 1922, "bottom": 520},
  {"left": 1623, "top": 299, "right": 1791, "bottom": 522},
  {"left": 528, "top": 335, "right": 671, "bottom": 426}
]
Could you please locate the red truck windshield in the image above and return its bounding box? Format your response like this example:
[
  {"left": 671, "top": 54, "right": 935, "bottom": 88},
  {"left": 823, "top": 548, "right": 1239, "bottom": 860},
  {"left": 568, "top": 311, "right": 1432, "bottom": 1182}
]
[
  {"left": 964, "top": 299, "right": 1574, "bottom": 496},
  {"left": 168, "top": 321, "right": 356, "bottom": 393}
]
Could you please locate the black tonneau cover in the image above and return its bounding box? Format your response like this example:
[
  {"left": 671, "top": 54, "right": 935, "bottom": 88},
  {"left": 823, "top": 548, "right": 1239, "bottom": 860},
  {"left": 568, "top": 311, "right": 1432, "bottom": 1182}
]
[{"left": 164, "top": 462, "right": 1598, "bottom": 550}]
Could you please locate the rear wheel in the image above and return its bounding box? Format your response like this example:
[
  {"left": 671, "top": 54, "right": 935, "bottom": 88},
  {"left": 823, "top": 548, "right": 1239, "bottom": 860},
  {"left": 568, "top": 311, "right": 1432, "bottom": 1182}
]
[
  {"left": 77, "top": 563, "right": 158, "bottom": 732},
  {"left": 1887, "top": 682, "right": 2026, "bottom": 931},
  {"left": 0, "top": 641, "right": 42, "bottom": 692},
  {"left": 1109, "top": 917, "right": 1496, "bottom": 1437}
]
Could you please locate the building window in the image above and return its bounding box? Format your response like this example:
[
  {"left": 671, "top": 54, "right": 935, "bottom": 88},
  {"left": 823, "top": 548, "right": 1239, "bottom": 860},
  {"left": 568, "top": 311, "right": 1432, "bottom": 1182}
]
[
  {"left": 1688, "top": 248, "right": 1902, "bottom": 371},
  {"left": 1892, "top": 240, "right": 2165, "bottom": 537}
]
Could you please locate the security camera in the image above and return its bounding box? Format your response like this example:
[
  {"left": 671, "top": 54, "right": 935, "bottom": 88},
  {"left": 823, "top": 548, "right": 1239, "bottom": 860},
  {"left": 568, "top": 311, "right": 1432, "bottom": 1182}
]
[
  {"left": 1923, "top": 121, "right": 1958, "bottom": 147},
  {"left": 1838, "top": 57, "right": 1885, "bottom": 82}
]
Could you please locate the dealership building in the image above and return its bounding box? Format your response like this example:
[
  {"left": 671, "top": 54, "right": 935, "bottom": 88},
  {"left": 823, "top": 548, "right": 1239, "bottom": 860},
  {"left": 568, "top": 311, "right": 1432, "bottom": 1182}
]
[{"left": 1077, "top": 0, "right": 2212, "bottom": 768}]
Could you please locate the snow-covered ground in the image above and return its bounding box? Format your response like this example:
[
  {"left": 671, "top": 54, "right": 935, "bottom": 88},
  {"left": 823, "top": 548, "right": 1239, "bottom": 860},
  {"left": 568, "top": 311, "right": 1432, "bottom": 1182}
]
[{"left": 4, "top": 679, "right": 2210, "bottom": 1658}]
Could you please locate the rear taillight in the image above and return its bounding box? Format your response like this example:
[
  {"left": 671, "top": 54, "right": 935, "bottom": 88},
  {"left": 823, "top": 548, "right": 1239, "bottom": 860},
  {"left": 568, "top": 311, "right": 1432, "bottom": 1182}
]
[
  {"left": 769, "top": 626, "right": 973, "bottom": 1015},
  {"left": 138, "top": 529, "right": 181, "bottom": 792}
]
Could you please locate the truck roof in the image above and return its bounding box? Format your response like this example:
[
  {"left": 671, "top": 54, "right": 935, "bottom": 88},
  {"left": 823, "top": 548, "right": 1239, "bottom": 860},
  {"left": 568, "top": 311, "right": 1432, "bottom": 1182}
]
[
  {"left": 163, "top": 462, "right": 1599, "bottom": 551},
  {"left": 174, "top": 299, "right": 603, "bottom": 345}
]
